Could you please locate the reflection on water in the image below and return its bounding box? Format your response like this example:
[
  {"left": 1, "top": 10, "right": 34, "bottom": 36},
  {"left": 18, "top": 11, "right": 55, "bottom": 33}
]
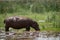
[
  {"left": 0, "top": 30, "right": 60, "bottom": 40},
  {"left": 34, "top": 37, "right": 60, "bottom": 40}
]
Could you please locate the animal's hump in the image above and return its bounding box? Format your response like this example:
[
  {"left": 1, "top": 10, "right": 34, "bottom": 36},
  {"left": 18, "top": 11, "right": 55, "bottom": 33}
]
[{"left": 5, "top": 16, "right": 33, "bottom": 21}]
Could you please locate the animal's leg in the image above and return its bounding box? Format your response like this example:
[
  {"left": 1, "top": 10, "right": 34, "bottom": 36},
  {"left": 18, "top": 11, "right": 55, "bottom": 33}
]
[
  {"left": 5, "top": 25, "right": 9, "bottom": 32},
  {"left": 26, "top": 26, "right": 30, "bottom": 31}
]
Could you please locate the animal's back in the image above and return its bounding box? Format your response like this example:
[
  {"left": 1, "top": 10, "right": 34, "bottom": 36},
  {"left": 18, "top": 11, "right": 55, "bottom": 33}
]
[{"left": 4, "top": 16, "right": 33, "bottom": 28}]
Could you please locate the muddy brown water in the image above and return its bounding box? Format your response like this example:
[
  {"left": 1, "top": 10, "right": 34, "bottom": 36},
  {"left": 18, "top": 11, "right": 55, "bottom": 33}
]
[{"left": 0, "top": 29, "right": 60, "bottom": 40}]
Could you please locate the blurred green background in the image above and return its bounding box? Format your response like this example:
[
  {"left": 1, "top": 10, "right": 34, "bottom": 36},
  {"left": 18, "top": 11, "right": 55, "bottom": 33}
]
[{"left": 0, "top": 0, "right": 60, "bottom": 32}]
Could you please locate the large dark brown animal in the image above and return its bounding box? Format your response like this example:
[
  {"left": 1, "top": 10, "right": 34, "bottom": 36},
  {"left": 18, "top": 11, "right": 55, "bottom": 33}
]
[{"left": 4, "top": 16, "right": 40, "bottom": 32}]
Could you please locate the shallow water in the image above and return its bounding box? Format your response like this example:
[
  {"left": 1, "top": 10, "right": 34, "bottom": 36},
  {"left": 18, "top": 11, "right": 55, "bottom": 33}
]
[
  {"left": 34, "top": 37, "right": 60, "bottom": 40},
  {"left": 0, "top": 30, "right": 60, "bottom": 40}
]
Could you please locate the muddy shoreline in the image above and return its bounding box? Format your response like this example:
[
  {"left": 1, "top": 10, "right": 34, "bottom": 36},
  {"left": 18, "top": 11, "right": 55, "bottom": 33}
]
[{"left": 0, "top": 29, "right": 60, "bottom": 40}]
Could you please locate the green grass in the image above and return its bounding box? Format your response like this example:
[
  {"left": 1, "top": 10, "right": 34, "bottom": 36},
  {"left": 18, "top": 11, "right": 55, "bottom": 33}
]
[
  {"left": 0, "top": 12, "right": 60, "bottom": 32},
  {"left": 41, "top": 27, "right": 60, "bottom": 32}
]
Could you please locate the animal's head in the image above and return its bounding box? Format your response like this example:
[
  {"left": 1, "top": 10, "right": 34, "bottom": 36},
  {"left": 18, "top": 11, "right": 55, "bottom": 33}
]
[{"left": 31, "top": 21, "right": 40, "bottom": 31}]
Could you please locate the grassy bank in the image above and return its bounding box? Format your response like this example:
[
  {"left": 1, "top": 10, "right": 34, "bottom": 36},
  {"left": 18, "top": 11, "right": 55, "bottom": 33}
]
[{"left": 0, "top": 11, "right": 60, "bottom": 32}]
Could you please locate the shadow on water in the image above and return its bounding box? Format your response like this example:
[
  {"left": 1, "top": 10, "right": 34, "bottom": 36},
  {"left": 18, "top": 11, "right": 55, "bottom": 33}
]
[{"left": 0, "top": 29, "right": 60, "bottom": 40}]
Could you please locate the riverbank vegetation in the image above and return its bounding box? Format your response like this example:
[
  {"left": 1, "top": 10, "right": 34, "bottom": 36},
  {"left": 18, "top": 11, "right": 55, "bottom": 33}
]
[{"left": 0, "top": 0, "right": 60, "bottom": 32}]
